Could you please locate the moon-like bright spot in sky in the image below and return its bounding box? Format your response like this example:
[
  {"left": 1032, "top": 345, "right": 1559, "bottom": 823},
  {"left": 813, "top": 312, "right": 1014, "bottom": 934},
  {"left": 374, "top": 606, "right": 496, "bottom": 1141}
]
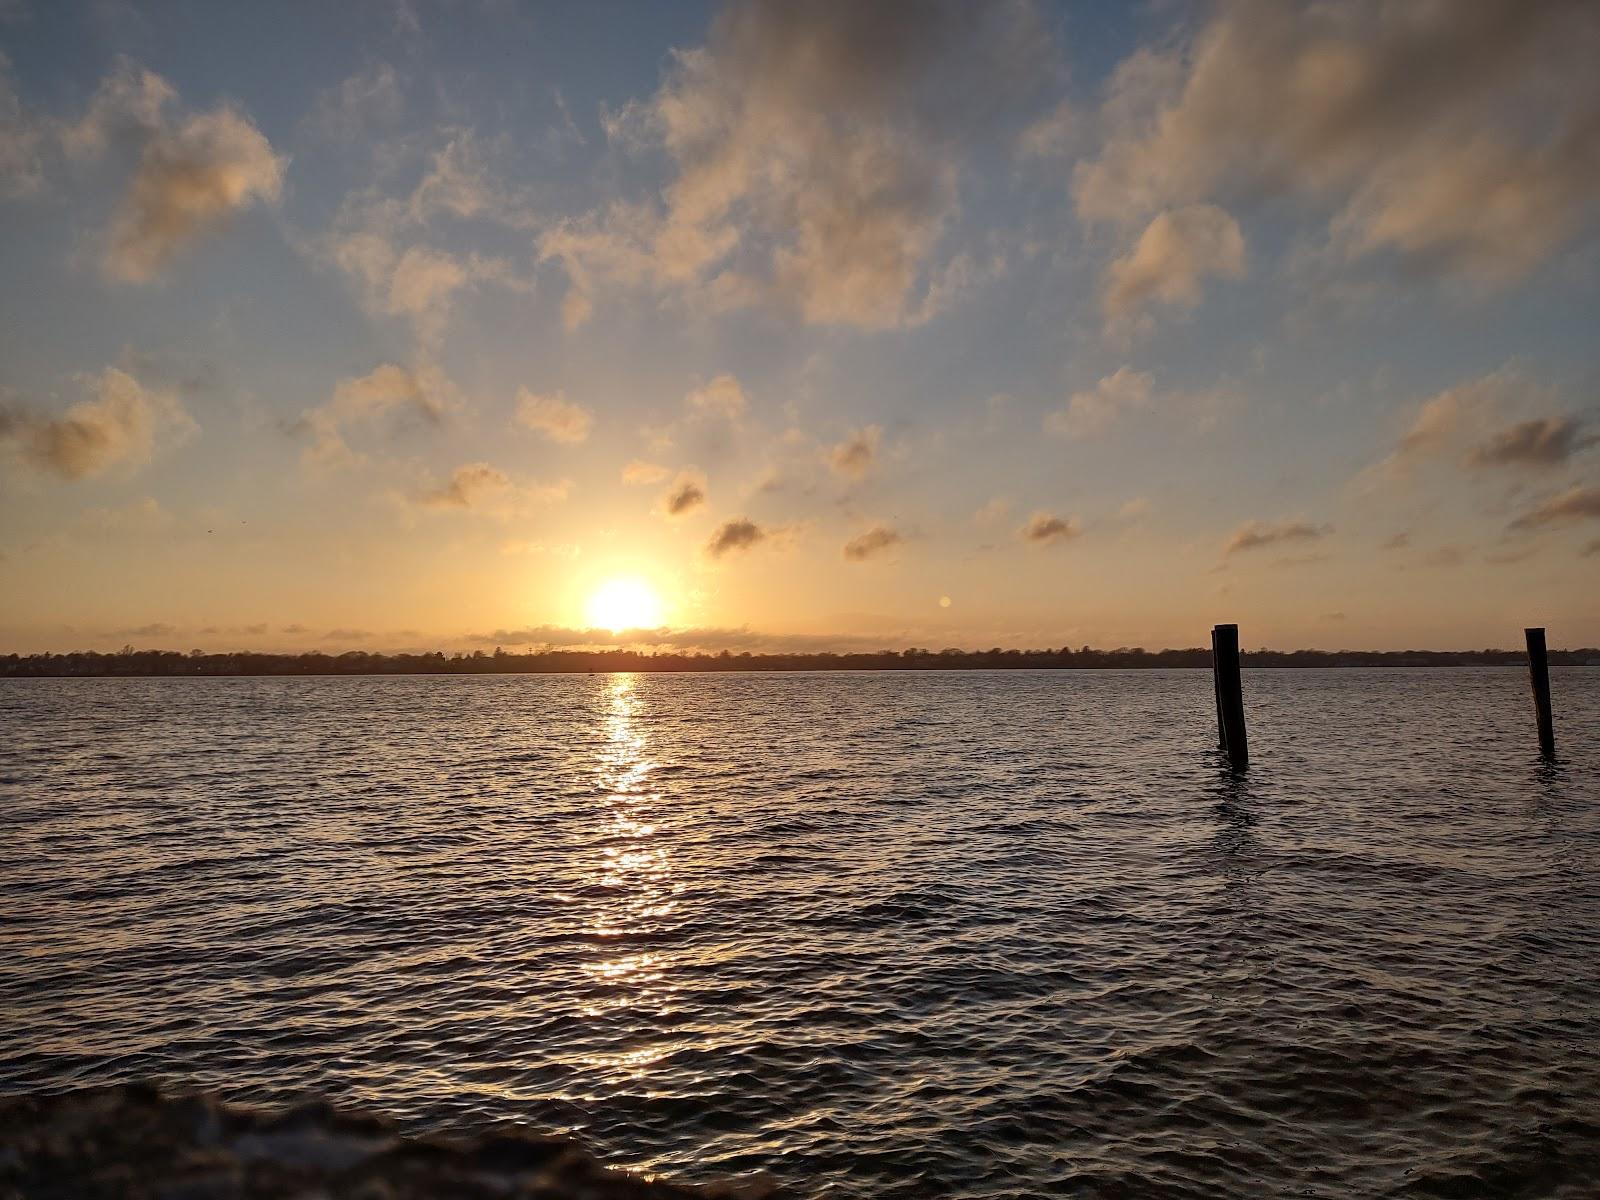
[{"left": 587, "top": 578, "right": 664, "bottom": 633}]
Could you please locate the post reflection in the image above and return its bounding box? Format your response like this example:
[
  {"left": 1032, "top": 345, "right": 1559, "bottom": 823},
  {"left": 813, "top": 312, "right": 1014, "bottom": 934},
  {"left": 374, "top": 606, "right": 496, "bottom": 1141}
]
[{"left": 580, "top": 674, "right": 678, "bottom": 1036}]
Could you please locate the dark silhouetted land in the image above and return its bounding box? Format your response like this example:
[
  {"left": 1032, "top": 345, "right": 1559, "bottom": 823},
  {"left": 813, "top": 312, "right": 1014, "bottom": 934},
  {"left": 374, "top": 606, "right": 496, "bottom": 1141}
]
[{"left": 3, "top": 646, "right": 1597, "bottom": 677}]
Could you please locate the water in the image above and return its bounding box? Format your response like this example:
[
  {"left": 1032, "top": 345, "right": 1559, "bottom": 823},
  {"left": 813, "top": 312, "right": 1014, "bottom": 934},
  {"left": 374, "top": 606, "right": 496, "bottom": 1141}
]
[{"left": 2, "top": 669, "right": 1597, "bottom": 1198}]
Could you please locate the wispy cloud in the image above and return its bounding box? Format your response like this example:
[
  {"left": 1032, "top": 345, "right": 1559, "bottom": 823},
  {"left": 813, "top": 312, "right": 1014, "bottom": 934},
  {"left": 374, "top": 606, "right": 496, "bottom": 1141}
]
[
  {"left": 1103, "top": 205, "right": 1244, "bottom": 330},
  {"left": 829, "top": 425, "right": 881, "bottom": 480},
  {"left": 65, "top": 58, "right": 285, "bottom": 282},
  {"left": 1224, "top": 520, "right": 1332, "bottom": 556},
  {"left": 539, "top": 1, "right": 1044, "bottom": 328},
  {"left": 622, "top": 459, "right": 670, "bottom": 485},
  {"left": 685, "top": 374, "right": 747, "bottom": 421},
  {"left": 413, "top": 462, "right": 569, "bottom": 517},
  {"left": 1508, "top": 484, "right": 1600, "bottom": 532},
  {"left": 843, "top": 525, "right": 902, "bottom": 561},
  {"left": 293, "top": 362, "right": 458, "bottom": 469},
  {"left": 1465, "top": 416, "right": 1595, "bottom": 470},
  {"left": 0, "top": 366, "right": 193, "bottom": 480},
  {"left": 515, "top": 388, "right": 593, "bottom": 444},
  {"left": 1046, "top": 367, "right": 1153, "bottom": 438}
]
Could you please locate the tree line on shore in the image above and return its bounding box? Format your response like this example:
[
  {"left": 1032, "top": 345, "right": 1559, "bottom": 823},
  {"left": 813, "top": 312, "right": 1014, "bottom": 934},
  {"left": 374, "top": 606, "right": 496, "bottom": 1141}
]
[{"left": 3, "top": 645, "right": 1596, "bottom": 677}]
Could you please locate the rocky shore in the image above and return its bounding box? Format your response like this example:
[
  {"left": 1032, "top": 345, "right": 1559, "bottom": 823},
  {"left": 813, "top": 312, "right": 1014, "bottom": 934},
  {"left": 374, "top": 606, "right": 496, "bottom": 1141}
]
[{"left": 0, "top": 1085, "right": 777, "bottom": 1199}]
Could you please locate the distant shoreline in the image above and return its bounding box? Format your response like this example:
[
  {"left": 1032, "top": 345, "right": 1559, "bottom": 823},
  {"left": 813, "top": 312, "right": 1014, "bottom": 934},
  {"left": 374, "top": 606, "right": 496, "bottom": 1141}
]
[{"left": 4, "top": 646, "right": 1597, "bottom": 677}]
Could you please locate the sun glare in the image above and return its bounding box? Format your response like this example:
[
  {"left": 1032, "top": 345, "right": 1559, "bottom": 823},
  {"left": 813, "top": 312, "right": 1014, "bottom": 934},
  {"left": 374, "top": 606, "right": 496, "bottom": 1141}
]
[{"left": 586, "top": 577, "right": 665, "bottom": 633}]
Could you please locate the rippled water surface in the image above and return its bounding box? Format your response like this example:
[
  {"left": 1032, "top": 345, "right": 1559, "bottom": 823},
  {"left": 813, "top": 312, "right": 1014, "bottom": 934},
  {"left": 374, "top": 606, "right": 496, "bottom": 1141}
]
[{"left": 3, "top": 669, "right": 1598, "bottom": 1197}]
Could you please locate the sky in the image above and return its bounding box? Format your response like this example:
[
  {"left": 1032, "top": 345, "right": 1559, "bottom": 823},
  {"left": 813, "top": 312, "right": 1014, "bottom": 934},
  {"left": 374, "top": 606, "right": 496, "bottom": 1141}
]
[{"left": 2, "top": 0, "right": 1598, "bottom": 655}]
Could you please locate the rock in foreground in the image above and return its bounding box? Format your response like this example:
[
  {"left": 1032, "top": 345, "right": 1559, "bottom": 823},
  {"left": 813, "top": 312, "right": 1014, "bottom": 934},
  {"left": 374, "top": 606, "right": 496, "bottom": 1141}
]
[{"left": 0, "top": 1085, "right": 777, "bottom": 1199}]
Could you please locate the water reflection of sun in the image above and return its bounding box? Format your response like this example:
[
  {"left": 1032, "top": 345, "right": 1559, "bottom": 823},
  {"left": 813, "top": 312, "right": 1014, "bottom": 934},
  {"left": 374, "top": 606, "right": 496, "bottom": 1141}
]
[{"left": 582, "top": 674, "right": 678, "bottom": 1017}]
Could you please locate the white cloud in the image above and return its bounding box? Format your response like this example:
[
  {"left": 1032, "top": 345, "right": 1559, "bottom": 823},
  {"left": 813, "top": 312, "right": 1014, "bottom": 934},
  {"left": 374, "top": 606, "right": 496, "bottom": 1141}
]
[{"left": 1075, "top": 1, "right": 1600, "bottom": 289}]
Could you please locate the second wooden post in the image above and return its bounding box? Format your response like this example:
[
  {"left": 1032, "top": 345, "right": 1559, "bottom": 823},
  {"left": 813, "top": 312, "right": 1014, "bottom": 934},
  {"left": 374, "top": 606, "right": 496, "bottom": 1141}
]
[
  {"left": 1526, "top": 627, "right": 1556, "bottom": 760},
  {"left": 1213, "top": 623, "right": 1249, "bottom": 771}
]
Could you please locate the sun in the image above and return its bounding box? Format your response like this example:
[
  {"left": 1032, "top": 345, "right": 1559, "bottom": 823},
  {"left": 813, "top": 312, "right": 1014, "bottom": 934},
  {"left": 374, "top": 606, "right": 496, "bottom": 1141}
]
[{"left": 586, "top": 577, "right": 665, "bottom": 633}]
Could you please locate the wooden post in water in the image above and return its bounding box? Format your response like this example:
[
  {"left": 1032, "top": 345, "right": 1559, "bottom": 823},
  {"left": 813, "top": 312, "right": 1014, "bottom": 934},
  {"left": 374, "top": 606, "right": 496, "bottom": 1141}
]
[
  {"left": 1213, "top": 623, "right": 1249, "bottom": 771},
  {"left": 1526, "top": 627, "right": 1555, "bottom": 760},
  {"left": 1210, "top": 626, "right": 1226, "bottom": 749}
]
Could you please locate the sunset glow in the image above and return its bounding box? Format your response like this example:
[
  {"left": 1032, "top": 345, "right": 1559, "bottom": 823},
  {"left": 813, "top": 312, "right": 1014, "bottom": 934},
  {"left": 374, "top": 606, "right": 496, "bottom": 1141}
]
[
  {"left": 587, "top": 579, "right": 665, "bottom": 634},
  {"left": 0, "top": 1, "right": 1597, "bottom": 654}
]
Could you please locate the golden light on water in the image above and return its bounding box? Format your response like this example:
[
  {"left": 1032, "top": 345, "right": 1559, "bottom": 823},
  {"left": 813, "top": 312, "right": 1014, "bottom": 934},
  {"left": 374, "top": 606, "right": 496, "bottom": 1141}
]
[
  {"left": 581, "top": 673, "right": 680, "bottom": 1028},
  {"left": 586, "top": 578, "right": 665, "bottom": 633}
]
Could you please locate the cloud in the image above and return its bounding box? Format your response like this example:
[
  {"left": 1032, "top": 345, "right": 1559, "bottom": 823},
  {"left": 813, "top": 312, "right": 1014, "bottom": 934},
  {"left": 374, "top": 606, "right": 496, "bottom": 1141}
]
[
  {"left": 1465, "top": 416, "right": 1595, "bottom": 470},
  {"left": 972, "top": 496, "right": 1011, "bottom": 526},
  {"left": 1102, "top": 205, "right": 1244, "bottom": 325},
  {"left": 1046, "top": 366, "right": 1153, "bottom": 437},
  {"left": 295, "top": 362, "right": 459, "bottom": 469},
  {"left": 622, "top": 459, "right": 670, "bottom": 485},
  {"left": 0, "top": 366, "right": 193, "bottom": 479},
  {"left": 0, "top": 53, "right": 44, "bottom": 197},
  {"left": 414, "top": 461, "right": 570, "bottom": 516},
  {"left": 1224, "top": 519, "right": 1332, "bottom": 556},
  {"left": 60, "top": 59, "right": 173, "bottom": 160},
  {"left": 330, "top": 234, "right": 509, "bottom": 347},
  {"left": 1363, "top": 367, "right": 1549, "bottom": 484},
  {"left": 560, "top": 287, "right": 593, "bottom": 331},
  {"left": 843, "top": 525, "right": 902, "bottom": 561},
  {"left": 306, "top": 62, "right": 402, "bottom": 142},
  {"left": 64, "top": 59, "right": 285, "bottom": 282},
  {"left": 706, "top": 517, "right": 765, "bottom": 558},
  {"left": 515, "top": 388, "right": 592, "bottom": 443},
  {"left": 1421, "top": 544, "right": 1469, "bottom": 568},
  {"left": 320, "top": 130, "right": 534, "bottom": 345},
  {"left": 1021, "top": 511, "right": 1079, "bottom": 545},
  {"left": 1018, "top": 97, "right": 1075, "bottom": 160},
  {"left": 539, "top": 0, "right": 1046, "bottom": 328},
  {"left": 408, "top": 130, "right": 538, "bottom": 229},
  {"left": 1381, "top": 531, "right": 1411, "bottom": 551},
  {"left": 829, "top": 425, "right": 881, "bottom": 479},
  {"left": 685, "top": 373, "right": 747, "bottom": 421},
  {"left": 1508, "top": 484, "right": 1600, "bottom": 532},
  {"left": 1074, "top": 1, "right": 1600, "bottom": 287},
  {"left": 661, "top": 471, "right": 706, "bottom": 517}
]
